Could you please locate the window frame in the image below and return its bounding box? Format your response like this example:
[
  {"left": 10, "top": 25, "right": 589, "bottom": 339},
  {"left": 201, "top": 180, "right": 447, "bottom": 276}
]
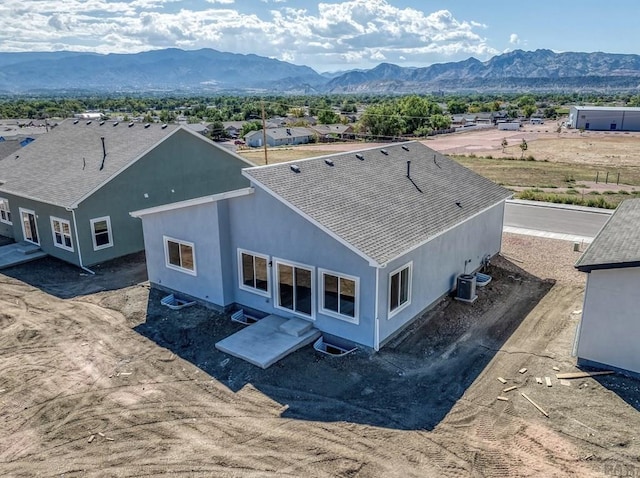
[
  {"left": 19, "top": 207, "right": 40, "bottom": 245},
  {"left": 388, "top": 262, "right": 412, "bottom": 318},
  {"left": 90, "top": 216, "right": 113, "bottom": 251},
  {"left": 273, "top": 257, "right": 315, "bottom": 320},
  {"left": 50, "top": 216, "right": 74, "bottom": 252},
  {"left": 318, "top": 268, "right": 359, "bottom": 324},
  {"left": 237, "top": 248, "right": 271, "bottom": 297},
  {"left": 163, "top": 236, "right": 197, "bottom": 276},
  {"left": 0, "top": 197, "right": 12, "bottom": 225}
]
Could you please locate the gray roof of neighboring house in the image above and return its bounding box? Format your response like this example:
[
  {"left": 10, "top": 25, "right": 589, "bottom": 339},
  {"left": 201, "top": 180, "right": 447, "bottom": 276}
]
[
  {"left": 264, "top": 127, "right": 315, "bottom": 140},
  {"left": 0, "top": 119, "right": 181, "bottom": 208},
  {"left": 312, "top": 124, "right": 353, "bottom": 135},
  {"left": 0, "top": 138, "right": 25, "bottom": 162},
  {"left": 244, "top": 141, "right": 512, "bottom": 266},
  {"left": 575, "top": 199, "right": 640, "bottom": 272}
]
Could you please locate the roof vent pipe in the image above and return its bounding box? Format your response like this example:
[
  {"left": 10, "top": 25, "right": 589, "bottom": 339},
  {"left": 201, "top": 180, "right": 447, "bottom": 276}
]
[
  {"left": 100, "top": 137, "right": 106, "bottom": 171},
  {"left": 406, "top": 160, "right": 411, "bottom": 178}
]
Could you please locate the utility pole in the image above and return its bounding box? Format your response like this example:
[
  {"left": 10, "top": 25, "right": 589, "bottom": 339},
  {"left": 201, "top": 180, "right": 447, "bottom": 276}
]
[{"left": 261, "top": 101, "right": 268, "bottom": 165}]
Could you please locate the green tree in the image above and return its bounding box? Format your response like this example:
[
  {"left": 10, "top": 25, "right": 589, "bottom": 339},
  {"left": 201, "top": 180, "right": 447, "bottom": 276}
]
[
  {"left": 317, "top": 109, "right": 339, "bottom": 124},
  {"left": 447, "top": 99, "right": 467, "bottom": 114},
  {"left": 519, "top": 138, "right": 528, "bottom": 159},
  {"left": 209, "top": 120, "right": 225, "bottom": 140}
]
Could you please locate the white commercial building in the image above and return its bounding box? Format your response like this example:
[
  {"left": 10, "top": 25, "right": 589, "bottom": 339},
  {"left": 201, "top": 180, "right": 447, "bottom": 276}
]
[{"left": 568, "top": 106, "right": 640, "bottom": 131}]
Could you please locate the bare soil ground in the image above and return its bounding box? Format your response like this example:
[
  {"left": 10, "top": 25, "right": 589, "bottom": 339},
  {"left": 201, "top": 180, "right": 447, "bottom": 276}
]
[{"left": 1, "top": 233, "right": 639, "bottom": 477}]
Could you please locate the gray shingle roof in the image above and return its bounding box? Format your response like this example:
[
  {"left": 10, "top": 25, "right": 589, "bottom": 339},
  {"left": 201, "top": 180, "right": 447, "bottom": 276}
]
[
  {"left": 266, "top": 127, "right": 314, "bottom": 140},
  {"left": 575, "top": 199, "right": 640, "bottom": 272},
  {"left": 0, "top": 120, "right": 180, "bottom": 208},
  {"left": 244, "top": 142, "right": 512, "bottom": 266}
]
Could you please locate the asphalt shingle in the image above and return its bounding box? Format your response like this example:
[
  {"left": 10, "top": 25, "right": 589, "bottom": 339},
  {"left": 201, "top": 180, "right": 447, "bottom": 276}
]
[
  {"left": 575, "top": 198, "right": 640, "bottom": 271},
  {"left": 0, "top": 120, "right": 180, "bottom": 207},
  {"left": 245, "top": 141, "right": 512, "bottom": 266}
]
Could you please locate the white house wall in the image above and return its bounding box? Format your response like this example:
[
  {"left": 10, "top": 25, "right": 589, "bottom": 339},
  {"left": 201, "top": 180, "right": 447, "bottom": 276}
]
[
  {"left": 141, "top": 201, "right": 229, "bottom": 307},
  {"left": 577, "top": 267, "right": 640, "bottom": 375},
  {"left": 377, "top": 202, "right": 506, "bottom": 345},
  {"left": 569, "top": 107, "right": 640, "bottom": 131}
]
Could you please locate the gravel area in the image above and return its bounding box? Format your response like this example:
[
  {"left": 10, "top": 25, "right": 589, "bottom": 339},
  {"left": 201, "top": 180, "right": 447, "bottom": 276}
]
[{"left": 501, "top": 232, "right": 586, "bottom": 286}]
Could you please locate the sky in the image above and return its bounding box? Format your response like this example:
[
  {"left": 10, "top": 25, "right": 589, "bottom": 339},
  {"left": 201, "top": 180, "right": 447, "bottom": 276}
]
[{"left": 1, "top": 0, "right": 639, "bottom": 72}]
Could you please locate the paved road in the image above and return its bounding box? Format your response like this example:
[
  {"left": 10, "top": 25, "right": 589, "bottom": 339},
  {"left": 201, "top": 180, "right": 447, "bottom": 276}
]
[{"left": 504, "top": 200, "right": 612, "bottom": 241}]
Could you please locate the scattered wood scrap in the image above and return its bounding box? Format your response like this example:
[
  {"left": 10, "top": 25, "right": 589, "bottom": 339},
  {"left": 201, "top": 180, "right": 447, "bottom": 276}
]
[
  {"left": 536, "top": 377, "right": 543, "bottom": 385},
  {"left": 518, "top": 368, "right": 527, "bottom": 374},
  {"left": 88, "top": 435, "right": 95, "bottom": 443},
  {"left": 560, "top": 380, "right": 571, "bottom": 387},
  {"left": 497, "top": 396, "right": 509, "bottom": 402},
  {"left": 503, "top": 386, "right": 518, "bottom": 393},
  {"left": 545, "top": 377, "right": 552, "bottom": 387},
  {"left": 521, "top": 392, "right": 549, "bottom": 417},
  {"left": 555, "top": 371, "right": 614, "bottom": 380},
  {"left": 552, "top": 366, "right": 560, "bottom": 371},
  {"left": 497, "top": 377, "right": 507, "bottom": 384}
]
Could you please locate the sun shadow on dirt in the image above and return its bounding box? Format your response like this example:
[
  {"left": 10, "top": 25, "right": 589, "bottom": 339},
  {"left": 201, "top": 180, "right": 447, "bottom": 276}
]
[
  {"left": 0, "top": 252, "right": 148, "bottom": 299},
  {"left": 594, "top": 374, "right": 640, "bottom": 414},
  {"left": 135, "top": 258, "right": 555, "bottom": 431}
]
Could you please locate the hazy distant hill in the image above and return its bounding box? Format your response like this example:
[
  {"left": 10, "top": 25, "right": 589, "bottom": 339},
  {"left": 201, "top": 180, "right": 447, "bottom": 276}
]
[
  {"left": 1, "top": 48, "right": 640, "bottom": 95},
  {"left": 0, "top": 48, "right": 325, "bottom": 94}
]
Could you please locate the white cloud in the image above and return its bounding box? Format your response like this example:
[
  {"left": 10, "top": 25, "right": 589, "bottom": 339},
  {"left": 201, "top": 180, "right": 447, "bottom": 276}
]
[
  {"left": 0, "top": 0, "right": 499, "bottom": 69},
  {"left": 509, "top": 33, "right": 520, "bottom": 45}
]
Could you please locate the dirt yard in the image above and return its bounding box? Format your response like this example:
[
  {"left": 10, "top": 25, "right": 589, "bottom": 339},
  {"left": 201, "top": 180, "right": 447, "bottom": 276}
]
[{"left": 1, "top": 233, "right": 639, "bottom": 477}]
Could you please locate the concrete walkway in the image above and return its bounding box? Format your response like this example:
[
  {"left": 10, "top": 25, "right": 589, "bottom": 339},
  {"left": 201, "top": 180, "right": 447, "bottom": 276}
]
[
  {"left": 216, "top": 314, "right": 321, "bottom": 369},
  {"left": 0, "top": 242, "right": 47, "bottom": 269}
]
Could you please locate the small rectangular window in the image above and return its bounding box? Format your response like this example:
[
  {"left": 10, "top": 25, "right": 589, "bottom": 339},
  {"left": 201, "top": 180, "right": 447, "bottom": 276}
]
[
  {"left": 50, "top": 217, "right": 73, "bottom": 252},
  {"left": 0, "top": 198, "right": 11, "bottom": 224},
  {"left": 238, "top": 249, "right": 270, "bottom": 296},
  {"left": 164, "top": 236, "right": 196, "bottom": 275},
  {"left": 90, "top": 216, "right": 113, "bottom": 250},
  {"left": 389, "top": 262, "right": 412, "bottom": 317},
  {"left": 320, "top": 268, "right": 359, "bottom": 323}
]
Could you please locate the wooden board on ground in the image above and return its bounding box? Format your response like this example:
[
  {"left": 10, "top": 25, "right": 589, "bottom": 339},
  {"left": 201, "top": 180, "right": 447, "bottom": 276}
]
[
  {"left": 497, "top": 377, "right": 507, "bottom": 384},
  {"left": 503, "top": 386, "right": 518, "bottom": 393},
  {"left": 536, "top": 377, "right": 543, "bottom": 384},
  {"left": 545, "top": 377, "right": 552, "bottom": 387},
  {"left": 521, "top": 392, "right": 549, "bottom": 418}
]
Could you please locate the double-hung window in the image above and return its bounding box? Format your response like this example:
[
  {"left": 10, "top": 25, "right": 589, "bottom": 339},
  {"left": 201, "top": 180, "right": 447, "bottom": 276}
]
[
  {"left": 389, "top": 262, "right": 412, "bottom": 317},
  {"left": 319, "top": 268, "right": 359, "bottom": 324},
  {"left": 238, "top": 249, "right": 270, "bottom": 296},
  {"left": 0, "top": 198, "right": 11, "bottom": 224},
  {"left": 164, "top": 236, "right": 196, "bottom": 275},
  {"left": 90, "top": 216, "right": 113, "bottom": 250},
  {"left": 50, "top": 217, "right": 73, "bottom": 251}
]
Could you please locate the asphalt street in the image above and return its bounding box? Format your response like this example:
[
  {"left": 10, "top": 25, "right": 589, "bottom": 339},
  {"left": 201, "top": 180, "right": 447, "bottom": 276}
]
[{"left": 503, "top": 200, "right": 612, "bottom": 240}]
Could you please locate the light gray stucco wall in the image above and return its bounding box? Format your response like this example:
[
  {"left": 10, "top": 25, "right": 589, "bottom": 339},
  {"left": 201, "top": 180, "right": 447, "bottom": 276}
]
[
  {"left": 141, "top": 201, "right": 228, "bottom": 306},
  {"left": 377, "top": 201, "right": 506, "bottom": 345},
  {"left": 227, "top": 187, "right": 378, "bottom": 347},
  {"left": 577, "top": 267, "right": 640, "bottom": 375}
]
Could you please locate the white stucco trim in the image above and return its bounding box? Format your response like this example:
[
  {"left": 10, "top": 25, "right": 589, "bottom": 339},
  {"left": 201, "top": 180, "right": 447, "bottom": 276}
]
[
  {"left": 243, "top": 172, "right": 381, "bottom": 267},
  {"left": 317, "top": 267, "right": 360, "bottom": 325},
  {"left": 237, "top": 248, "right": 271, "bottom": 298},
  {"left": 130, "top": 187, "right": 254, "bottom": 218},
  {"left": 272, "top": 257, "right": 316, "bottom": 321},
  {"left": 374, "top": 266, "right": 380, "bottom": 351},
  {"left": 163, "top": 235, "right": 197, "bottom": 276},
  {"left": 50, "top": 216, "right": 74, "bottom": 252},
  {"left": 387, "top": 261, "right": 413, "bottom": 320},
  {"left": 19, "top": 207, "right": 40, "bottom": 246}
]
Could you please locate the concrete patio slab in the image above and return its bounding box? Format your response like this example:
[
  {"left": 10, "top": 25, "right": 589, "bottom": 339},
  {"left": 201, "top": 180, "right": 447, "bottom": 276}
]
[
  {"left": 215, "top": 314, "right": 321, "bottom": 369},
  {"left": 0, "top": 242, "right": 47, "bottom": 269}
]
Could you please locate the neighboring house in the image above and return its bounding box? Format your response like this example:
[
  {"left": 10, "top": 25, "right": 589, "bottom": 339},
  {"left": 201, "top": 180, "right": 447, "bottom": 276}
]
[
  {"left": 574, "top": 199, "right": 640, "bottom": 377},
  {"left": 183, "top": 123, "right": 210, "bottom": 136},
  {"left": 131, "top": 142, "right": 512, "bottom": 350},
  {"left": 244, "top": 127, "right": 315, "bottom": 148},
  {"left": 0, "top": 119, "right": 253, "bottom": 268},
  {"left": 0, "top": 137, "right": 33, "bottom": 161},
  {"left": 222, "top": 121, "right": 247, "bottom": 138},
  {"left": 568, "top": 106, "right": 640, "bottom": 131},
  {"left": 311, "top": 124, "right": 355, "bottom": 141}
]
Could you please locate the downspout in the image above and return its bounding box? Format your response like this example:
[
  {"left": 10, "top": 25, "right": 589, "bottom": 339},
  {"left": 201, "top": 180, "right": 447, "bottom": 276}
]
[
  {"left": 70, "top": 208, "right": 95, "bottom": 275},
  {"left": 374, "top": 266, "right": 380, "bottom": 351}
]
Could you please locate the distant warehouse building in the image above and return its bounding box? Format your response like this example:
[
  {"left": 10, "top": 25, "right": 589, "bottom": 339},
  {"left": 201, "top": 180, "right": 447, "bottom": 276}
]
[{"left": 568, "top": 106, "right": 640, "bottom": 131}]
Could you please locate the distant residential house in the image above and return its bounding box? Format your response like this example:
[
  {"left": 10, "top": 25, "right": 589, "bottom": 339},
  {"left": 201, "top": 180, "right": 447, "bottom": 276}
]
[
  {"left": 491, "top": 111, "right": 510, "bottom": 124},
  {"left": 310, "top": 124, "right": 355, "bottom": 141},
  {"left": 0, "top": 136, "right": 35, "bottom": 161},
  {"left": 244, "top": 127, "right": 315, "bottom": 148},
  {"left": 132, "top": 142, "right": 512, "bottom": 350},
  {"left": 222, "top": 121, "right": 247, "bottom": 138},
  {"left": 475, "top": 113, "right": 493, "bottom": 125},
  {"left": 0, "top": 119, "right": 253, "bottom": 268},
  {"left": 184, "top": 123, "right": 210, "bottom": 136},
  {"left": 574, "top": 199, "right": 640, "bottom": 377}
]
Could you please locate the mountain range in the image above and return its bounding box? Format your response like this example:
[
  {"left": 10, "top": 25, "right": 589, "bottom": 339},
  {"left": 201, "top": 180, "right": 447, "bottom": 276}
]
[{"left": 1, "top": 48, "right": 640, "bottom": 95}]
